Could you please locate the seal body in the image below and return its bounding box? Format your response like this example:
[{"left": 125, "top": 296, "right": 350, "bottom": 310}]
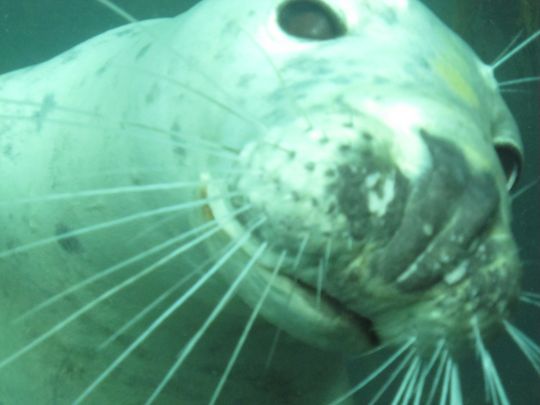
[{"left": 0, "top": 0, "right": 531, "bottom": 404}]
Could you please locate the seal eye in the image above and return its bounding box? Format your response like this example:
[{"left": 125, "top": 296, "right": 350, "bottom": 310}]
[
  {"left": 495, "top": 144, "right": 522, "bottom": 191},
  {"left": 278, "top": 1, "right": 346, "bottom": 40}
]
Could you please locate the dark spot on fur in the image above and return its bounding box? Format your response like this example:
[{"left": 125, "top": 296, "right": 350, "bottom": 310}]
[
  {"left": 231, "top": 195, "right": 245, "bottom": 208},
  {"left": 135, "top": 44, "right": 151, "bottom": 60},
  {"left": 61, "top": 50, "right": 79, "bottom": 64},
  {"left": 373, "top": 75, "right": 389, "bottom": 84},
  {"left": 55, "top": 223, "right": 83, "bottom": 254},
  {"left": 96, "top": 64, "right": 109, "bottom": 76},
  {"left": 326, "top": 202, "right": 337, "bottom": 214},
  {"left": 170, "top": 121, "right": 182, "bottom": 133},
  {"left": 145, "top": 85, "right": 160, "bottom": 104},
  {"left": 173, "top": 146, "right": 186, "bottom": 158},
  {"left": 305, "top": 162, "right": 316, "bottom": 171},
  {"left": 418, "top": 57, "right": 431, "bottom": 70},
  {"left": 116, "top": 28, "right": 135, "bottom": 37},
  {"left": 381, "top": 9, "right": 398, "bottom": 24},
  {"left": 3, "top": 144, "right": 13, "bottom": 157},
  {"left": 237, "top": 74, "right": 256, "bottom": 87}
]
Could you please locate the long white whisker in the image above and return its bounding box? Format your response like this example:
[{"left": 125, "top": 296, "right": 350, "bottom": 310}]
[
  {"left": 0, "top": 180, "right": 213, "bottom": 205},
  {"left": 368, "top": 349, "right": 417, "bottom": 405},
  {"left": 98, "top": 252, "right": 219, "bottom": 349},
  {"left": 264, "top": 328, "right": 283, "bottom": 371},
  {"left": 55, "top": 166, "right": 180, "bottom": 181},
  {"left": 511, "top": 177, "right": 540, "bottom": 202},
  {"left": 262, "top": 235, "right": 309, "bottom": 370},
  {"left": 93, "top": 1, "right": 267, "bottom": 133},
  {"left": 390, "top": 354, "right": 420, "bottom": 405},
  {"left": 504, "top": 320, "right": 540, "bottom": 374},
  {"left": 473, "top": 318, "right": 509, "bottom": 405},
  {"left": 116, "top": 67, "right": 268, "bottom": 133},
  {"left": 328, "top": 338, "right": 415, "bottom": 405},
  {"left": 426, "top": 347, "right": 449, "bottom": 405},
  {"left": 403, "top": 358, "right": 422, "bottom": 405},
  {"left": 127, "top": 211, "right": 186, "bottom": 244},
  {"left": 72, "top": 217, "right": 265, "bottom": 404},
  {"left": 292, "top": 233, "right": 310, "bottom": 271},
  {"left": 522, "top": 292, "right": 540, "bottom": 299},
  {"left": 0, "top": 222, "right": 222, "bottom": 370},
  {"left": 232, "top": 23, "right": 314, "bottom": 131},
  {"left": 499, "top": 76, "right": 540, "bottom": 87},
  {"left": 95, "top": 0, "right": 254, "bottom": 137},
  {"left": 316, "top": 259, "right": 325, "bottom": 307},
  {"left": 499, "top": 88, "right": 530, "bottom": 95},
  {"left": 413, "top": 340, "right": 444, "bottom": 405},
  {"left": 263, "top": 237, "right": 307, "bottom": 370},
  {"left": 264, "top": 238, "right": 309, "bottom": 370},
  {"left": 1, "top": 105, "right": 240, "bottom": 159},
  {"left": 491, "top": 30, "right": 523, "bottom": 66},
  {"left": 14, "top": 216, "right": 232, "bottom": 322},
  {"left": 439, "top": 354, "right": 452, "bottom": 405},
  {"left": 98, "top": 269, "right": 198, "bottom": 350},
  {"left": 0, "top": 194, "right": 237, "bottom": 260},
  {"left": 449, "top": 358, "right": 463, "bottom": 405},
  {"left": 146, "top": 242, "right": 269, "bottom": 404},
  {"left": 208, "top": 250, "right": 287, "bottom": 405},
  {"left": 492, "top": 30, "right": 540, "bottom": 70},
  {"left": 350, "top": 340, "right": 394, "bottom": 360},
  {"left": 315, "top": 239, "right": 332, "bottom": 307},
  {"left": 520, "top": 291, "right": 540, "bottom": 308},
  {"left": 128, "top": 121, "right": 242, "bottom": 157},
  {"left": 95, "top": 0, "right": 138, "bottom": 24},
  {"left": 520, "top": 294, "right": 540, "bottom": 308},
  {"left": 0, "top": 96, "right": 94, "bottom": 117}
]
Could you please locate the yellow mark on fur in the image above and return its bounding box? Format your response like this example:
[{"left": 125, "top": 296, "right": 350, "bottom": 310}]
[{"left": 432, "top": 58, "right": 479, "bottom": 108}]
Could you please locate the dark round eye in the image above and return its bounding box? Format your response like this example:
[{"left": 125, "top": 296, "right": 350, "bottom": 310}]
[
  {"left": 277, "top": 1, "right": 346, "bottom": 40},
  {"left": 495, "top": 144, "right": 522, "bottom": 191}
]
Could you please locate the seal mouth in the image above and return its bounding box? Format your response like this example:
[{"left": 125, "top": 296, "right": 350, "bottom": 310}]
[
  {"left": 291, "top": 276, "right": 381, "bottom": 346},
  {"left": 232, "top": 255, "right": 381, "bottom": 353}
]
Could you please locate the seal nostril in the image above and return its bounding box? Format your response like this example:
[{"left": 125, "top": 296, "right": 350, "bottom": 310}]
[
  {"left": 277, "top": 0, "right": 346, "bottom": 41},
  {"left": 494, "top": 144, "right": 522, "bottom": 191}
]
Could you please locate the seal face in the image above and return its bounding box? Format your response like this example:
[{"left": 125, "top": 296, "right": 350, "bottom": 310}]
[
  {"left": 0, "top": 0, "right": 537, "bottom": 404},
  {"left": 206, "top": 0, "right": 523, "bottom": 356}
]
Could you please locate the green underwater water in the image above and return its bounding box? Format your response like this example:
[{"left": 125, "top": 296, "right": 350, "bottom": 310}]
[{"left": 0, "top": 1, "right": 538, "bottom": 404}]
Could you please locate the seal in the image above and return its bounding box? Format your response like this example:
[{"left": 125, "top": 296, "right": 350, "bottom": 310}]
[{"left": 0, "top": 0, "right": 538, "bottom": 404}]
